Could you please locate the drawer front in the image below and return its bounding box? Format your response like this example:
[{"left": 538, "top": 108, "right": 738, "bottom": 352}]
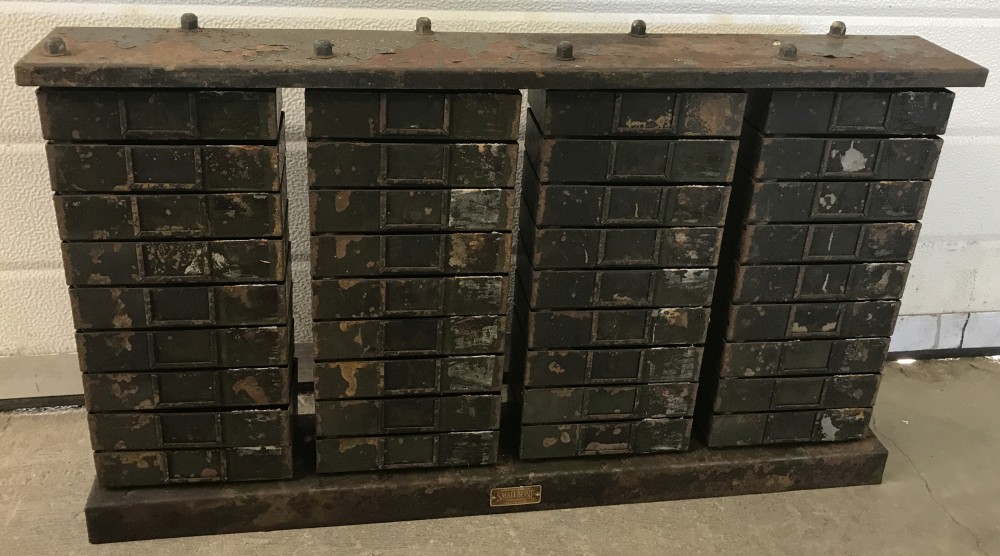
[
  {"left": 519, "top": 418, "right": 691, "bottom": 459},
  {"left": 531, "top": 137, "right": 739, "bottom": 184},
  {"left": 526, "top": 308, "right": 710, "bottom": 348},
  {"left": 724, "top": 301, "right": 900, "bottom": 341},
  {"left": 315, "top": 356, "right": 504, "bottom": 399},
  {"left": 704, "top": 408, "right": 872, "bottom": 448},
  {"left": 743, "top": 134, "right": 942, "bottom": 181},
  {"left": 311, "top": 189, "right": 515, "bottom": 232},
  {"left": 522, "top": 347, "right": 702, "bottom": 387},
  {"left": 308, "top": 142, "right": 518, "bottom": 188},
  {"left": 316, "top": 431, "right": 498, "bottom": 473},
  {"left": 528, "top": 91, "right": 747, "bottom": 137},
  {"left": 316, "top": 394, "right": 501, "bottom": 436},
  {"left": 76, "top": 326, "right": 289, "bottom": 372},
  {"left": 745, "top": 90, "right": 953, "bottom": 136},
  {"left": 56, "top": 193, "right": 283, "bottom": 240},
  {"left": 313, "top": 276, "right": 507, "bottom": 319},
  {"left": 714, "top": 374, "right": 880, "bottom": 412},
  {"left": 94, "top": 447, "right": 293, "bottom": 488},
  {"left": 38, "top": 88, "right": 279, "bottom": 141},
  {"left": 521, "top": 383, "right": 697, "bottom": 424},
  {"left": 312, "top": 233, "right": 510, "bottom": 277},
  {"left": 525, "top": 227, "right": 722, "bottom": 269},
  {"left": 88, "top": 409, "right": 292, "bottom": 451},
  {"left": 63, "top": 240, "right": 286, "bottom": 285},
  {"left": 716, "top": 338, "right": 890, "bottom": 378},
  {"left": 737, "top": 223, "right": 920, "bottom": 264},
  {"left": 47, "top": 144, "right": 280, "bottom": 193},
  {"left": 306, "top": 90, "right": 521, "bottom": 140},
  {"left": 738, "top": 180, "right": 930, "bottom": 223},
  {"left": 528, "top": 268, "right": 716, "bottom": 309},
  {"left": 70, "top": 283, "right": 288, "bottom": 329},
  {"left": 313, "top": 316, "right": 506, "bottom": 360},
  {"left": 83, "top": 367, "right": 291, "bottom": 411},
  {"left": 730, "top": 263, "right": 910, "bottom": 303},
  {"left": 523, "top": 176, "right": 729, "bottom": 228}
]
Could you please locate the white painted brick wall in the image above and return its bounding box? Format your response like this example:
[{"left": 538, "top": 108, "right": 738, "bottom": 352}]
[{"left": 2, "top": 2, "right": 999, "bottom": 359}]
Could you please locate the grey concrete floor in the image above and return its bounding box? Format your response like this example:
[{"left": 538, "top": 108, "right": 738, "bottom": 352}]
[{"left": 1, "top": 357, "right": 999, "bottom": 555}]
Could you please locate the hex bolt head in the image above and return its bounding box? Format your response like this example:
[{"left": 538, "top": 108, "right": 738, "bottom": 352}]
[
  {"left": 314, "top": 39, "right": 334, "bottom": 58},
  {"left": 630, "top": 20, "right": 648, "bottom": 37},
  {"left": 180, "top": 13, "right": 198, "bottom": 31},
  {"left": 416, "top": 17, "right": 433, "bottom": 35},
  {"left": 778, "top": 43, "right": 798, "bottom": 60},
  {"left": 42, "top": 37, "right": 68, "bottom": 57},
  {"left": 555, "top": 41, "right": 574, "bottom": 61},
  {"left": 829, "top": 21, "right": 847, "bottom": 36}
]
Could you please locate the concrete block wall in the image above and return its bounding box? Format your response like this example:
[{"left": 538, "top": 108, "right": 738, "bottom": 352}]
[{"left": 1, "top": 1, "right": 997, "bottom": 398}]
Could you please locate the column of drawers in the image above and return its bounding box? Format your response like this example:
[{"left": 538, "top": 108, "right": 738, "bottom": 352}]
[
  {"left": 699, "top": 89, "right": 952, "bottom": 447},
  {"left": 305, "top": 90, "right": 521, "bottom": 473},
  {"left": 39, "top": 88, "right": 295, "bottom": 487},
  {"left": 516, "top": 90, "right": 746, "bottom": 459}
]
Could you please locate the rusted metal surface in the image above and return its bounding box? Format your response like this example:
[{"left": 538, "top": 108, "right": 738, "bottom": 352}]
[
  {"left": 712, "top": 374, "right": 880, "bottom": 413},
  {"left": 16, "top": 28, "right": 987, "bottom": 89},
  {"left": 315, "top": 394, "right": 501, "bottom": 436},
  {"left": 55, "top": 193, "right": 284, "bottom": 240},
  {"left": 84, "top": 416, "right": 889, "bottom": 542},
  {"left": 94, "top": 446, "right": 293, "bottom": 489},
  {"left": 529, "top": 90, "right": 746, "bottom": 137},
  {"left": 744, "top": 89, "right": 954, "bottom": 136},
  {"left": 89, "top": 408, "right": 293, "bottom": 451},
  {"left": 524, "top": 308, "right": 710, "bottom": 348},
  {"left": 62, "top": 239, "right": 287, "bottom": 285},
  {"left": 525, "top": 268, "right": 715, "bottom": 309},
  {"left": 76, "top": 326, "right": 290, "bottom": 372},
  {"left": 316, "top": 431, "right": 500, "bottom": 473},
  {"left": 734, "top": 222, "right": 921, "bottom": 263},
  {"left": 313, "top": 276, "right": 508, "bottom": 319},
  {"left": 311, "top": 189, "right": 516, "bottom": 233},
  {"left": 83, "top": 367, "right": 292, "bottom": 411},
  {"left": 306, "top": 90, "right": 521, "bottom": 140},
  {"left": 37, "top": 88, "right": 279, "bottom": 141},
  {"left": 727, "top": 262, "right": 910, "bottom": 303},
  {"left": 523, "top": 224, "right": 723, "bottom": 269},
  {"left": 311, "top": 233, "right": 511, "bottom": 277},
  {"left": 713, "top": 337, "right": 890, "bottom": 378},
  {"left": 314, "top": 356, "right": 504, "bottom": 399},
  {"left": 702, "top": 408, "right": 872, "bottom": 448},
  {"left": 48, "top": 143, "right": 281, "bottom": 192},
  {"left": 731, "top": 178, "right": 931, "bottom": 224},
  {"left": 521, "top": 347, "right": 703, "bottom": 387},
  {"left": 722, "top": 301, "right": 900, "bottom": 341},
  {"left": 521, "top": 383, "right": 696, "bottom": 424},
  {"left": 520, "top": 418, "right": 692, "bottom": 459},
  {"left": 739, "top": 132, "right": 943, "bottom": 181},
  {"left": 69, "top": 283, "right": 289, "bottom": 329},
  {"left": 313, "top": 316, "right": 506, "bottom": 361}
]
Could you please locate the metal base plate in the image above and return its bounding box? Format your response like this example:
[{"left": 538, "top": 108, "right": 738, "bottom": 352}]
[{"left": 85, "top": 417, "right": 887, "bottom": 544}]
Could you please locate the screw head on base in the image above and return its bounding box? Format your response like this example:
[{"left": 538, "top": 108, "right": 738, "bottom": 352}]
[
  {"left": 416, "top": 17, "right": 433, "bottom": 35},
  {"left": 555, "top": 41, "right": 574, "bottom": 61},
  {"left": 630, "top": 20, "right": 648, "bottom": 37},
  {"left": 180, "top": 13, "right": 198, "bottom": 31},
  {"left": 778, "top": 43, "right": 798, "bottom": 60},
  {"left": 42, "top": 37, "right": 68, "bottom": 57}
]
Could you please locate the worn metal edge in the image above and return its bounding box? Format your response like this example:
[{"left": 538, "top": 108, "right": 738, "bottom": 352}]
[
  {"left": 15, "top": 29, "right": 988, "bottom": 89},
  {"left": 84, "top": 418, "right": 887, "bottom": 543}
]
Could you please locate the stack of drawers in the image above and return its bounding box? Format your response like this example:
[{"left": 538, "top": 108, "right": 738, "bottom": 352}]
[
  {"left": 39, "top": 88, "right": 295, "bottom": 487},
  {"left": 305, "top": 90, "right": 521, "bottom": 473},
  {"left": 700, "top": 89, "right": 951, "bottom": 447},
  {"left": 516, "top": 90, "right": 746, "bottom": 459}
]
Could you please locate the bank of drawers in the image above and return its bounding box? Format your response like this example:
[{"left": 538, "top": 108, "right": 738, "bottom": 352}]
[
  {"left": 698, "top": 89, "right": 952, "bottom": 447},
  {"left": 39, "top": 88, "right": 295, "bottom": 487},
  {"left": 306, "top": 90, "right": 521, "bottom": 472},
  {"left": 517, "top": 90, "right": 746, "bottom": 459}
]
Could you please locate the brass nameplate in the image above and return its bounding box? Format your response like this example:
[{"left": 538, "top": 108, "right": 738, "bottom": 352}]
[{"left": 490, "top": 485, "right": 542, "bottom": 507}]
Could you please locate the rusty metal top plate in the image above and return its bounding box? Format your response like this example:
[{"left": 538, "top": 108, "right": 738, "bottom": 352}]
[{"left": 15, "top": 27, "right": 988, "bottom": 89}]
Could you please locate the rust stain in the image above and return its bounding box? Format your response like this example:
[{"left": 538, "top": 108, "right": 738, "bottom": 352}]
[{"left": 232, "top": 375, "right": 270, "bottom": 404}]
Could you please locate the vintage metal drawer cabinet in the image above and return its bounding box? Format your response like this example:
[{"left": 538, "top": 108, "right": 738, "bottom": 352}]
[
  {"left": 515, "top": 89, "right": 745, "bottom": 459},
  {"left": 40, "top": 85, "right": 295, "bottom": 487},
  {"left": 698, "top": 88, "right": 948, "bottom": 448},
  {"left": 307, "top": 88, "right": 520, "bottom": 473}
]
